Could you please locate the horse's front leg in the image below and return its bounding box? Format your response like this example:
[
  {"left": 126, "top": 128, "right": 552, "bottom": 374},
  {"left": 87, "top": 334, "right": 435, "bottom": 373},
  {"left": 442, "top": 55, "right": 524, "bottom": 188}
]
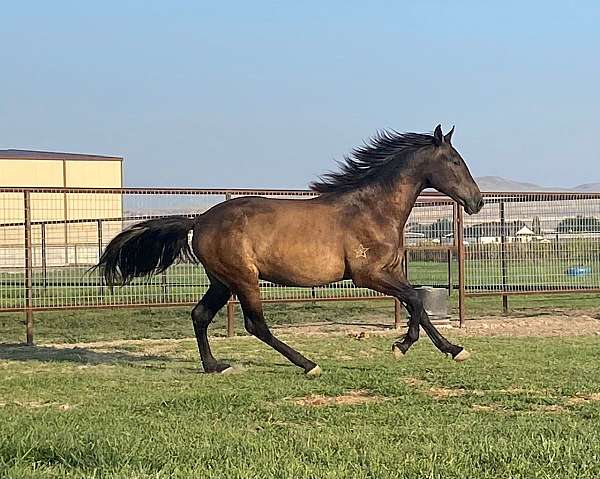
[{"left": 355, "top": 269, "right": 469, "bottom": 361}]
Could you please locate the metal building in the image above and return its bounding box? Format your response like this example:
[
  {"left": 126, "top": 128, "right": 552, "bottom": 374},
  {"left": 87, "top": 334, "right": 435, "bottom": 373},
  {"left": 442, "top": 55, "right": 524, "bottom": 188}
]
[{"left": 0, "top": 150, "right": 123, "bottom": 267}]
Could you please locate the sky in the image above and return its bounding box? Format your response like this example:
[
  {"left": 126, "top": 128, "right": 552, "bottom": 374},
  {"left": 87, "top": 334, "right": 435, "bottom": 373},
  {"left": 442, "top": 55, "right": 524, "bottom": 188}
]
[{"left": 1, "top": 1, "right": 599, "bottom": 188}]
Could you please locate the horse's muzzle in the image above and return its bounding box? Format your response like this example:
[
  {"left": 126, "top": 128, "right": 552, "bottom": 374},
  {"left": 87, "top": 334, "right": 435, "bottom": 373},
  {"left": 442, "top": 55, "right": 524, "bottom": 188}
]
[{"left": 465, "top": 197, "right": 485, "bottom": 215}]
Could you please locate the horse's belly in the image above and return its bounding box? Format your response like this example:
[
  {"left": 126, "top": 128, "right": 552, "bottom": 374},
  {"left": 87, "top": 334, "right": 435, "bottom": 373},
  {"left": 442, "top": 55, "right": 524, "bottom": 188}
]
[
  {"left": 257, "top": 248, "right": 345, "bottom": 287},
  {"left": 260, "top": 269, "right": 343, "bottom": 288}
]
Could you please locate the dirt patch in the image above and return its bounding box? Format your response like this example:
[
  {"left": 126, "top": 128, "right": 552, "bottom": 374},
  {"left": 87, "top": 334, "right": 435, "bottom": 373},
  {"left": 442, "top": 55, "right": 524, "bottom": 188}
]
[
  {"left": 0, "top": 400, "right": 74, "bottom": 411},
  {"left": 403, "top": 378, "right": 553, "bottom": 401},
  {"left": 567, "top": 393, "right": 600, "bottom": 405},
  {"left": 277, "top": 313, "right": 600, "bottom": 339},
  {"left": 338, "top": 355, "right": 354, "bottom": 361},
  {"left": 402, "top": 379, "right": 600, "bottom": 413},
  {"left": 293, "top": 390, "right": 382, "bottom": 407},
  {"left": 279, "top": 323, "right": 397, "bottom": 338},
  {"left": 533, "top": 404, "right": 566, "bottom": 413},
  {"left": 454, "top": 315, "right": 600, "bottom": 338},
  {"left": 42, "top": 338, "right": 191, "bottom": 354},
  {"left": 427, "top": 386, "right": 468, "bottom": 399},
  {"left": 471, "top": 404, "right": 496, "bottom": 412},
  {"left": 403, "top": 377, "right": 468, "bottom": 399},
  {"left": 2, "top": 312, "right": 593, "bottom": 366}
]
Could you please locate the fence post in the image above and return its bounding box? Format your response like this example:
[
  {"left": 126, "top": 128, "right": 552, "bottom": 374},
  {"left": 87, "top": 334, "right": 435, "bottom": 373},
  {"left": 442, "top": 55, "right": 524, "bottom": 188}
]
[
  {"left": 227, "top": 297, "right": 235, "bottom": 337},
  {"left": 97, "top": 220, "right": 104, "bottom": 299},
  {"left": 24, "top": 191, "right": 34, "bottom": 345},
  {"left": 394, "top": 299, "right": 403, "bottom": 329},
  {"left": 499, "top": 202, "right": 509, "bottom": 313},
  {"left": 161, "top": 272, "right": 168, "bottom": 302},
  {"left": 447, "top": 248, "right": 452, "bottom": 296},
  {"left": 41, "top": 222, "right": 47, "bottom": 289},
  {"left": 455, "top": 203, "right": 466, "bottom": 327},
  {"left": 224, "top": 191, "right": 236, "bottom": 337}
]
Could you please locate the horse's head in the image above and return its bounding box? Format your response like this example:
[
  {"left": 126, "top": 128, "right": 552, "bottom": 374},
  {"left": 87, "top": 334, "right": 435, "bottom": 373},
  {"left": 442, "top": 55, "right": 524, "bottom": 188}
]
[{"left": 423, "top": 125, "right": 484, "bottom": 215}]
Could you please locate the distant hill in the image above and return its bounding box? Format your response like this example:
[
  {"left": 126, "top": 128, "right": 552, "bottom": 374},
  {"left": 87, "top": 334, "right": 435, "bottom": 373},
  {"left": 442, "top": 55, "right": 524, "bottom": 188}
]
[
  {"left": 572, "top": 182, "right": 600, "bottom": 192},
  {"left": 475, "top": 176, "right": 600, "bottom": 192}
]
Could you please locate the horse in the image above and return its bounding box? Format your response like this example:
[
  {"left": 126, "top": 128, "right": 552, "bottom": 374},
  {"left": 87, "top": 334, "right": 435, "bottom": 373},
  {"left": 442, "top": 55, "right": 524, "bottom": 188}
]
[{"left": 96, "top": 125, "right": 484, "bottom": 375}]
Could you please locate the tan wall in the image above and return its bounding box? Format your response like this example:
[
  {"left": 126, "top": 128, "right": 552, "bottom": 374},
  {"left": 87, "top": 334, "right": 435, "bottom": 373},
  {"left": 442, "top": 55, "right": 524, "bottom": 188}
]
[
  {"left": 0, "top": 159, "right": 64, "bottom": 187},
  {"left": 65, "top": 160, "right": 122, "bottom": 187},
  {"left": 0, "top": 158, "right": 123, "bottom": 267}
]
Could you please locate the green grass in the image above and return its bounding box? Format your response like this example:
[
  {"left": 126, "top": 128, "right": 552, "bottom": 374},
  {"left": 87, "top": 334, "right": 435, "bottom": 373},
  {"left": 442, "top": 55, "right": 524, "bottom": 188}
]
[
  {"left": 1, "top": 293, "right": 599, "bottom": 345},
  {"left": 0, "top": 301, "right": 397, "bottom": 344},
  {"left": 2, "top": 294, "right": 599, "bottom": 346},
  {"left": 1, "top": 331, "right": 600, "bottom": 478}
]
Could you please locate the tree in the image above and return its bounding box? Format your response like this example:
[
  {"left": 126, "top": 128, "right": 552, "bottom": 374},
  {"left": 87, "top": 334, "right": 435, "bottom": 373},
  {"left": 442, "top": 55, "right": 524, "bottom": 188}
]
[
  {"left": 407, "top": 218, "right": 453, "bottom": 238},
  {"left": 557, "top": 216, "right": 600, "bottom": 233},
  {"left": 532, "top": 216, "right": 541, "bottom": 234}
]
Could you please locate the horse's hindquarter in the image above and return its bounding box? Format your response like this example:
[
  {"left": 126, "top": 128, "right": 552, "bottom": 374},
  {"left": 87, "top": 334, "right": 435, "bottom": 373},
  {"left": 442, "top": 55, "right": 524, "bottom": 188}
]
[{"left": 193, "top": 197, "right": 347, "bottom": 287}]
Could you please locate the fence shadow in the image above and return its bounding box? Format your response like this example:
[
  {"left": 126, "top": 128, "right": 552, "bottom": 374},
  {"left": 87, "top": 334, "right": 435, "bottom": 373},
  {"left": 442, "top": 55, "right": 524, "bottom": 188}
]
[{"left": 0, "top": 343, "right": 172, "bottom": 365}]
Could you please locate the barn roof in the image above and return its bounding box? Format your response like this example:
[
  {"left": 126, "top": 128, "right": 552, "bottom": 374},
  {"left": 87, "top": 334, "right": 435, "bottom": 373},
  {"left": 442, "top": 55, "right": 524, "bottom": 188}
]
[
  {"left": 516, "top": 226, "right": 535, "bottom": 236},
  {"left": 0, "top": 149, "right": 122, "bottom": 161}
]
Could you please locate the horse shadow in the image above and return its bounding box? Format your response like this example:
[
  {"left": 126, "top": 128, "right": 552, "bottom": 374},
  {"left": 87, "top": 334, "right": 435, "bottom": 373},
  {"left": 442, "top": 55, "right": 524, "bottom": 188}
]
[{"left": 0, "top": 343, "right": 173, "bottom": 366}]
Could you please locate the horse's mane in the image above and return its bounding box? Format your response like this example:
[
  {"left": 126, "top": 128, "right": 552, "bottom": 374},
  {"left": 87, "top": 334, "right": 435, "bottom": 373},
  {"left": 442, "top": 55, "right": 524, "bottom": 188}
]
[{"left": 310, "top": 130, "right": 435, "bottom": 194}]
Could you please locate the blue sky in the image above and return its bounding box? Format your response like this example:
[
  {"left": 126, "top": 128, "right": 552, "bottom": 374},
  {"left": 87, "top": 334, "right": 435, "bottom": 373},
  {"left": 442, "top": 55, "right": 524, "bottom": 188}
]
[{"left": 1, "top": 1, "right": 598, "bottom": 188}]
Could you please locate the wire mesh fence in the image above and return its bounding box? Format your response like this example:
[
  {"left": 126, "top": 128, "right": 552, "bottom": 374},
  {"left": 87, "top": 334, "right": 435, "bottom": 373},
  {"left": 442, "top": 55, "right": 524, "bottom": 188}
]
[
  {"left": 1, "top": 187, "right": 599, "bottom": 341},
  {"left": 404, "top": 197, "right": 457, "bottom": 291},
  {"left": 463, "top": 192, "right": 600, "bottom": 295}
]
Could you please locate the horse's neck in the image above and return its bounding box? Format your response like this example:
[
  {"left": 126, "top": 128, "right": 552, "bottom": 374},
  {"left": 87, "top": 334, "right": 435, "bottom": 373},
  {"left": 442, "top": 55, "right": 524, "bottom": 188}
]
[
  {"left": 341, "top": 177, "right": 424, "bottom": 231},
  {"left": 380, "top": 180, "right": 424, "bottom": 229}
]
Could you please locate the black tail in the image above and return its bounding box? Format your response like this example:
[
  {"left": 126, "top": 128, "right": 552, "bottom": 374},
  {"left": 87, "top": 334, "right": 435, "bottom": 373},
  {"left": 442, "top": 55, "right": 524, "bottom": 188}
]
[{"left": 94, "top": 216, "right": 197, "bottom": 287}]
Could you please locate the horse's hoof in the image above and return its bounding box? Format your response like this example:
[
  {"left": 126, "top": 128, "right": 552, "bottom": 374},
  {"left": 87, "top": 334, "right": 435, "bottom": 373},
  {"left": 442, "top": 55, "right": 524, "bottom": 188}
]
[
  {"left": 306, "top": 365, "right": 321, "bottom": 377},
  {"left": 392, "top": 344, "right": 405, "bottom": 360},
  {"left": 204, "top": 362, "right": 233, "bottom": 374},
  {"left": 453, "top": 349, "right": 471, "bottom": 362}
]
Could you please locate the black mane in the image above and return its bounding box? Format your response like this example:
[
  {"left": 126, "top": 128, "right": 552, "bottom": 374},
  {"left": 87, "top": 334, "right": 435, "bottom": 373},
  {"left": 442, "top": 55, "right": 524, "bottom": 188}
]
[{"left": 310, "top": 130, "right": 435, "bottom": 193}]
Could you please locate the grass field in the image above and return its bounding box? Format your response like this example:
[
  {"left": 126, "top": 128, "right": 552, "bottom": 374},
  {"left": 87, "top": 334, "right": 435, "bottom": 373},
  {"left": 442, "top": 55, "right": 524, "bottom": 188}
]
[
  {"left": 1, "top": 319, "right": 600, "bottom": 479},
  {"left": 1, "top": 293, "right": 599, "bottom": 345}
]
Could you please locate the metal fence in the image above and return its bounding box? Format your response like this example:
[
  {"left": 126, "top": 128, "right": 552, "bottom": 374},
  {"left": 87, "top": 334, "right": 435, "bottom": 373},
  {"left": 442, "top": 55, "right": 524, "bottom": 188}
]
[
  {"left": 459, "top": 192, "right": 600, "bottom": 314},
  {"left": 1, "top": 187, "right": 599, "bottom": 343}
]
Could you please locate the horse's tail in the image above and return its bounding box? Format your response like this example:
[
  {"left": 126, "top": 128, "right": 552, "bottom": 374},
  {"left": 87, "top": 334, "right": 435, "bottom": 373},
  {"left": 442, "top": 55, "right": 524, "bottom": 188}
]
[{"left": 93, "top": 215, "right": 197, "bottom": 287}]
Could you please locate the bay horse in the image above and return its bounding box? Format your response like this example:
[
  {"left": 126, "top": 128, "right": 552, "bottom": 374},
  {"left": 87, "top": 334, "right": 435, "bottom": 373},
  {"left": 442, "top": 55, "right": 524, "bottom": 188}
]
[{"left": 96, "top": 125, "right": 484, "bottom": 375}]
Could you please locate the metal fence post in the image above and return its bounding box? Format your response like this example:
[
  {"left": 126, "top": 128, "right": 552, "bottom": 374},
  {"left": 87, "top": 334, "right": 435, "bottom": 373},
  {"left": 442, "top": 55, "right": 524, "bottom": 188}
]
[
  {"left": 394, "top": 299, "right": 403, "bottom": 329},
  {"left": 499, "top": 201, "right": 509, "bottom": 313},
  {"left": 224, "top": 192, "right": 236, "bottom": 337},
  {"left": 455, "top": 203, "right": 466, "bottom": 327},
  {"left": 41, "top": 222, "right": 47, "bottom": 289},
  {"left": 447, "top": 248, "right": 452, "bottom": 296},
  {"left": 161, "top": 272, "right": 168, "bottom": 302},
  {"left": 24, "top": 191, "right": 34, "bottom": 345},
  {"left": 227, "top": 297, "right": 235, "bottom": 337},
  {"left": 97, "top": 219, "right": 104, "bottom": 299}
]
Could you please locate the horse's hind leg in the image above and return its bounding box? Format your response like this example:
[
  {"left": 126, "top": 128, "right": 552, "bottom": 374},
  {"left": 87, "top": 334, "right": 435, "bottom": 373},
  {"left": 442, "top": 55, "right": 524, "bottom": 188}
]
[
  {"left": 236, "top": 284, "right": 320, "bottom": 375},
  {"left": 191, "top": 277, "right": 232, "bottom": 373}
]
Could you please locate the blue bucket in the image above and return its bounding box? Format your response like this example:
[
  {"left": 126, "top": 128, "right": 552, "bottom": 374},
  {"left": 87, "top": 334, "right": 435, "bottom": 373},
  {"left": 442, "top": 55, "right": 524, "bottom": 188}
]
[{"left": 565, "top": 266, "right": 592, "bottom": 277}]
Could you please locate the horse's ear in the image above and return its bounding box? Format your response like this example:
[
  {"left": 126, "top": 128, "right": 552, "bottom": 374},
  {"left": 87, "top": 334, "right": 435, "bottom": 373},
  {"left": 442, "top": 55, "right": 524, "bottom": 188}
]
[
  {"left": 443, "top": 125, "right": 455, "bottom": 144},
  {"left": 433, "top": 124, "right": 443, "bottom": 146}
]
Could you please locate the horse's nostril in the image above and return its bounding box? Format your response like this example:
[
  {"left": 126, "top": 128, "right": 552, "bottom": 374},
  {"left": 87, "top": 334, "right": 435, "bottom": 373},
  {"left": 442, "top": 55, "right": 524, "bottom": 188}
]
[{"left": 477, "top": 198, "right": 485, "bottom": 210}]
